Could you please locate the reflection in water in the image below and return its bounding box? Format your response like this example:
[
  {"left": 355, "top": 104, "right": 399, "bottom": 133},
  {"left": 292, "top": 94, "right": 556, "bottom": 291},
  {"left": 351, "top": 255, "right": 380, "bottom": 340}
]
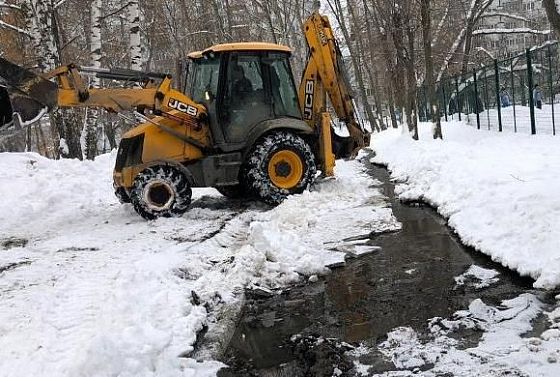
[{"left": 221, "top": 164, "right": 532, "bottom": 375}]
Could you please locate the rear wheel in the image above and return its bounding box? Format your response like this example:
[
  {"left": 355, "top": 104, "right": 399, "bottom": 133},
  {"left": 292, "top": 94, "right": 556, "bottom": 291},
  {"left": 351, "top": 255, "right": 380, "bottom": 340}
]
[
  {"left": 245, "top": 131, "right": 316, "bottom": 205},
  {"left": 130, "top": 165, "right": 192, "bottom": 220}
]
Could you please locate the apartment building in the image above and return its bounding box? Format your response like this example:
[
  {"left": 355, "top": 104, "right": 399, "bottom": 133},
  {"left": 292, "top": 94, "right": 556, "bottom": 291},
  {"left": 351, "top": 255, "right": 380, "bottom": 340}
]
[{"left": 474, "top": 0, "right": 553, "bottom": 59}]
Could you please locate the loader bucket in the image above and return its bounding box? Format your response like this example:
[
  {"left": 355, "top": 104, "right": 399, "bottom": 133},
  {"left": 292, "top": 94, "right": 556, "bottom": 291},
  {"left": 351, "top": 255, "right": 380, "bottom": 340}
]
[{"left": 0, "top": 57, "right": 58, "bottom": 128}]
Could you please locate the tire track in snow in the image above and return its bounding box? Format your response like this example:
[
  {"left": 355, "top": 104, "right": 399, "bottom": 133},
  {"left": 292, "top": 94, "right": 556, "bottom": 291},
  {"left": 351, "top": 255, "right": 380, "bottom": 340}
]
[{"left": 0, "top": 196, "right": 242, "bottom": 377}]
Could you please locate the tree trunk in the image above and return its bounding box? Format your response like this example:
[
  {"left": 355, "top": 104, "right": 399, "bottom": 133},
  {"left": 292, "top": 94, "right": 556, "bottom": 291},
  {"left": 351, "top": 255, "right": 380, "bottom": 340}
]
[
  {"left": 406, "top": 24, "right": 418, "bottom": 140},
  {"left": 391, "top": 5, "right": 407, "bottom": 125},
  {"left": 128, "top": 0, "right": 142, "bottom": 71},
  {"left": 344, "top": 0, "right": 377, "bottom": 132},
  {"left": 543, "top": 0, "right": 560, "bottom": 38},
  {"left": 83, "top": 0, "right": 102, "bottom": 160},
  {"left": 421, "top": 0, "right": 442, "bottom": 139}
]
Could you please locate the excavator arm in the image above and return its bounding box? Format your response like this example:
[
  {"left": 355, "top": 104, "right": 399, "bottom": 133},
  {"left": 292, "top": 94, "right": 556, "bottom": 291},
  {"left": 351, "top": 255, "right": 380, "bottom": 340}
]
[
  {"left": 0, "top": 57, "right": 206, "bottom": 131},
  {"left": 299, "top": 11, "right": 370, "bottom": 174}
]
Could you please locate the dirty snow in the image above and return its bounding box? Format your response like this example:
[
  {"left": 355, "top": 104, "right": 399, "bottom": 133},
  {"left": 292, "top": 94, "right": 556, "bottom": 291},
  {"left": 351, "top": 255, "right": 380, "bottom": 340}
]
[
  {"left": 371, "top": 121, "right": 560, "bottom": 289},
  {"left": 0, "top": 151, "right": 398, "bottom": 377}
]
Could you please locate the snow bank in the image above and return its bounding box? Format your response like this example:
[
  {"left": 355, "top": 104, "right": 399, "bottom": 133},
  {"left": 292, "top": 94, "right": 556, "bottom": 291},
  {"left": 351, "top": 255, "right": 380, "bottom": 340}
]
[
  {"left": 0, "top": 152, "right": 398, "bottom": 376},
  {"left": 371, "top": 122, "right": 560, "bottom": 288},
  {"left": 0, "top": 151, "right": 117, "bottom": 233}
]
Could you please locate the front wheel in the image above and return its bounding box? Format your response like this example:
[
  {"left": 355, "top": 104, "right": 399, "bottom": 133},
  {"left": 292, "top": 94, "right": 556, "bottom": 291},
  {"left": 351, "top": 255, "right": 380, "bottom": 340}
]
[
  {"left": 114, "top": 185, "right": 131, "bottom": 204},
  {"left": 245, "top": 131, "right": 316, "bottom": 205},
  {"left": 130, "top": 165, "right": 192, "bottom": 220}
]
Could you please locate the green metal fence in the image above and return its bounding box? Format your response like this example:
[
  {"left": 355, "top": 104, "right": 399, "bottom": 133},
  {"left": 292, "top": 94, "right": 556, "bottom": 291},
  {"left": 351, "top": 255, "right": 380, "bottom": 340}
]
[{"left": 420, "top": 42, "right": 560, "bottom": 136}]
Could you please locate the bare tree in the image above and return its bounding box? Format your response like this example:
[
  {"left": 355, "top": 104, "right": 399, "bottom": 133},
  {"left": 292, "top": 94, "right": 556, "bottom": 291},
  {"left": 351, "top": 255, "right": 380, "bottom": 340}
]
[
  {"left": 543, "top": 0, "right": 560, "bottom": 39},
  {"left": 421, "top": 0, "right": 442, "bottom": 139}
]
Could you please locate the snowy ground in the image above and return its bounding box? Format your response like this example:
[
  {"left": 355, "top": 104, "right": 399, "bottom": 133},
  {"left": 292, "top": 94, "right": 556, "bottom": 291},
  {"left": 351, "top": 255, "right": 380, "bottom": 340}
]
[
  {"left": 359, "top": 123, "right": 560, "bottom": 376},
  {"left": 371, "top": 121, "right": 560, "bottom": 289},
  {"left": 0, "top": 151, "right": 398, "bottom": 377},
  {"left": 3, "top": 122, "right": 560, "bottom": 376}
]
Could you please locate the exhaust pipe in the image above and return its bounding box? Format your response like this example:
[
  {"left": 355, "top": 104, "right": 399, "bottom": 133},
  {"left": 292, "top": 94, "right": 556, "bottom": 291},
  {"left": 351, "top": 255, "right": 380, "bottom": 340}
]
[{"left": 0, "top": 58, "right": 58, "bottom": 129}]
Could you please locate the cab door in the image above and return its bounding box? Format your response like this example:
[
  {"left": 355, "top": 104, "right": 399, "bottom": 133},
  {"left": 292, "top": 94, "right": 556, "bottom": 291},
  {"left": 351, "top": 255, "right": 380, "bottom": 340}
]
[
  {"left": 219, "top": 52, "right": 272, "bottom": 144},
  {"left": 184, "top": 54, "right": 225, "bottom": 144}
]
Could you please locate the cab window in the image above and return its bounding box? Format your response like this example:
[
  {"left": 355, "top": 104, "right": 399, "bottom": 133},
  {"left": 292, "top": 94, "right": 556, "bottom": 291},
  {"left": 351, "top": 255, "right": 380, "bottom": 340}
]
[
  {"left": 186, "top": 56, "right": 221, "bottom": 105},
  {"left": 221, "top": 53, "right": 270, "bottom": 143},
  {"left": 266, "top": 53, "right": 301, "bottom": 118}
]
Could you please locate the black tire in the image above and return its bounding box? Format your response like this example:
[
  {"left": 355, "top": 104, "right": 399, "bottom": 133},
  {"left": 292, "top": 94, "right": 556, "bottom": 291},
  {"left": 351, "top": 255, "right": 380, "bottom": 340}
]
[
  {"left": 114, "top": 185, "right": 131, "bottom": 204},
  {"left": 129, "top": 165, "right": 192, "bottom": 220},
  {"left": 216, "top": 184, "right": 246, "bottom": 199},
  {"left": 245, "top": 131, "right": 316, "bottom": 205}
]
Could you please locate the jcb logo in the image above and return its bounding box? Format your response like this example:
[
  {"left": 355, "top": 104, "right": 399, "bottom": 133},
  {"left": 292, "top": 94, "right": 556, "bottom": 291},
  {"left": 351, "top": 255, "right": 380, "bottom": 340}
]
[
  {"left": 303, "top": 80, "right": 314, "bottom": 120},
  {"left": 168, "top": 99, "right": 198, "bottom": 116}
]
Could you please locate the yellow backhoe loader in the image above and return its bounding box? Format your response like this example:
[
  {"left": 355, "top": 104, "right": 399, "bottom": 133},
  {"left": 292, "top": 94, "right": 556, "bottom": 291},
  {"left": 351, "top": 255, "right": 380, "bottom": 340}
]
[{"left": 0, "top": 12, "right": 369, "bottom": 220}]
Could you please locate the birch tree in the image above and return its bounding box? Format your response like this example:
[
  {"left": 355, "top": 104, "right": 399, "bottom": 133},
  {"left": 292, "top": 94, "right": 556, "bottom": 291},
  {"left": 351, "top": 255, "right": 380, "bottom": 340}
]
[
  {"left": 83, "top": 0, "right": 102, "bottom": 160},
  {"left": 127, "top": 0, "right": 142, "bottom": 70}
]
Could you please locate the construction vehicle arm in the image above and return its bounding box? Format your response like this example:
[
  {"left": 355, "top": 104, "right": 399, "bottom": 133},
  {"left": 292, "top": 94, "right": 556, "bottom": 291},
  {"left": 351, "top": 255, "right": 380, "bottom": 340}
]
[
  {"left": 299, "top": 12, "right": 369, "bottom": 162},
  {"left": 47, "top": 64, "right": 207, "bottom": 124},
  {"left": 0, "top": 58, "right": 206, "bottom": 128}
]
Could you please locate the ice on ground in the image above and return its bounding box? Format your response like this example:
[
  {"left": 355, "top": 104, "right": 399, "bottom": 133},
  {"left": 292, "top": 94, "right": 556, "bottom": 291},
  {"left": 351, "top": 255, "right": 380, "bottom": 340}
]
[
  {"left": 0, "top": 152, "right": 398, "bottom": 377},
  {"left": 454, "top": 264, "right": 500, "bottom": 289},
  {"left": 371, "top": 121, "right": 560, "bottom": 289}
]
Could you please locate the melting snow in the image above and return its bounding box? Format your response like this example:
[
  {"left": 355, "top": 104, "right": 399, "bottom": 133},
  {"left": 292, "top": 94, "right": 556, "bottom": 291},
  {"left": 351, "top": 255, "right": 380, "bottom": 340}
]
[
  {"left": 371, "top": 121, "right": 560, "bottom": 289},
  {"left": 0, "top": 151, "right": 398, "bottom": 376},
  {"left": 454, "top": 264, "right": 500, "bottom": 289}
]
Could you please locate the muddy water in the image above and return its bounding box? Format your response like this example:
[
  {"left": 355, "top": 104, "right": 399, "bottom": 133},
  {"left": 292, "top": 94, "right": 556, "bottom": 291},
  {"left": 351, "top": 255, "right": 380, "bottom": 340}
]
[{"left": 219, "top": 164, "right": 534, "bottom": 376}]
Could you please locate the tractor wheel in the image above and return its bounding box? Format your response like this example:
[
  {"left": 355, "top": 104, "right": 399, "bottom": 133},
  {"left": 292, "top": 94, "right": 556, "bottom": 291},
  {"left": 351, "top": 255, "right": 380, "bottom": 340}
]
[
  {"left": 217, "top": 184, "right": 246, "bottom": 199},
  {"left": 130, "top": 165, "right": 192, "bottom": 220},
  {"left": 245, "top": 131, "right": 316, "bottom": 205},
  {"left": 114, "top": 185, "right": 131, "bottom": 204}
]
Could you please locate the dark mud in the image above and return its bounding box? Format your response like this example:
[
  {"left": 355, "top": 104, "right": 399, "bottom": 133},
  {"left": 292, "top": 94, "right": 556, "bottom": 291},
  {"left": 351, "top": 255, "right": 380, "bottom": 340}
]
[
  {"left": 1, "top": 237, "right": 28, "bottom": 250},
  {"left": 219, "top": 163, "right": 539, "bottom": 376}
]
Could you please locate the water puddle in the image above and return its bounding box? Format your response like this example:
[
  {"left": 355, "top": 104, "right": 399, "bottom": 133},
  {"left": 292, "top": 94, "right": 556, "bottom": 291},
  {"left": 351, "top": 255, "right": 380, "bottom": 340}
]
[{"left": 218, "top": 163, "right": 537, "bottom": 376}]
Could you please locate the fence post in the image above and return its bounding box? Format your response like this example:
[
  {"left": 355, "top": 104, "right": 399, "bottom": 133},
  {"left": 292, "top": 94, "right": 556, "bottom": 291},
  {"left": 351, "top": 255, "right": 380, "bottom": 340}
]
[
  {"left": 483, "top": 69, "right": 491, "bottom": 130},
  {"left": 473, "top": 69, "right": 481, "bottom": 130},
  {"left": 455, "top": 77, "right": 461, "bottom": 121},
  {"left": 510, "top": 59, "right": 517, "bottom": 132},
  {"left": 526, "top": 48, "right": 537, "bottom": 135},
  {"left": 548, "top": 44, "right": 556, "bottom": 136},
  {"left": 442, "top": 84, "right": 448, "bottom": 122},
  {"left": 494, "top": 59, "right": 503, "bottom": 132},
  {"left": 423, "top": 87, "right": 429, "bottom": 120}
]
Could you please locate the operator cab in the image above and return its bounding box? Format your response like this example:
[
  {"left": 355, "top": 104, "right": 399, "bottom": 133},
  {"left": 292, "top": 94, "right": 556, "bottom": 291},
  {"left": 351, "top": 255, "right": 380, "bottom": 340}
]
[{"left": 185, "top": 43, "right": 301, "bottom": 150}]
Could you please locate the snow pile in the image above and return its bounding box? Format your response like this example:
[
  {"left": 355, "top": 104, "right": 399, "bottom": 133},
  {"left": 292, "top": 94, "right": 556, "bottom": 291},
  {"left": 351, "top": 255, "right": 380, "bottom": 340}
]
[
  {"left": 371, "top": 122, "right": 560, "bottom": 289},
  {"left": 372, "top": 294, "right": 560, "bottom": 376},
  {"left": 170, "top": 159, "right": 399, "bottom": 305},
  {"left": 0, "top": 152, "right": 397, "bottom": 376},
  {"left": 454, "top": 265, "right": 500, "bottom": 289},
  {"left": 0, "top": 151, "right": 117, "bottom": 232}
]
